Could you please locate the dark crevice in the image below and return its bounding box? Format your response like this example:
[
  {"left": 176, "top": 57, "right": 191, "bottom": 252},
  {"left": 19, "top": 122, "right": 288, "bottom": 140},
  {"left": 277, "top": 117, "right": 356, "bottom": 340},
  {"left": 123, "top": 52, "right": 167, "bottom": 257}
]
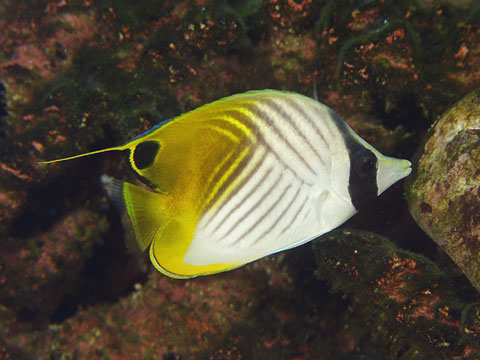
[
  {"left": 0, "top": 81, "right": 6, "bottom": 116},
  {"left": 7, "top": 155, "right": 148, "bottom": 325},
  {"left": 374, "top": 93, "right": 428, "bottom": 133},
  {"left": 8, "top": 160, "right": 103, "bottom": 239},
  {"left": 50, "top": 208, "right": 148, "bottom": 324},
  {"left": 8, "top": 130, "right": 121, "bottom": 239},
  {"left": 373, "top": 93, "right": 430, "bottom": 159},
  {"left": 0, "top": 81, "right": 7, "bottom": 138},
  {"left": 17, "top": 307, "right": 39, "bottom": 323}
]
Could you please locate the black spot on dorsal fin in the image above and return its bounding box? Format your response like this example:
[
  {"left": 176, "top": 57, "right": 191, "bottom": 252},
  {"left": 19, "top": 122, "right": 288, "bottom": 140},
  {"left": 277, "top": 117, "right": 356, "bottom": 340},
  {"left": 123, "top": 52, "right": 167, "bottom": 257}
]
[{"left": 133, "top": 141, "right": 160, "bottom": 170}]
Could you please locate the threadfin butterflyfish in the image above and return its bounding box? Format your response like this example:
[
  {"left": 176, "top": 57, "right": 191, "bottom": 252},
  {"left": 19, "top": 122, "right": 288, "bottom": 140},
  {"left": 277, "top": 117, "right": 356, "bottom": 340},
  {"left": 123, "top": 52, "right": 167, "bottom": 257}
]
[{"left": 40, "top": 90, "right": 412, "bottom": 278}]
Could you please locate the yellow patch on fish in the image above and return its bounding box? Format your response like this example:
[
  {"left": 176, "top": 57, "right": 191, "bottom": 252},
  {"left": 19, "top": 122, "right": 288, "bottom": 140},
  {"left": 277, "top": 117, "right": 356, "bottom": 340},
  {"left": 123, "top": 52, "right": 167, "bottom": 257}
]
[{"left": 41, "top": 90, "right": 412, "bottom": 278}]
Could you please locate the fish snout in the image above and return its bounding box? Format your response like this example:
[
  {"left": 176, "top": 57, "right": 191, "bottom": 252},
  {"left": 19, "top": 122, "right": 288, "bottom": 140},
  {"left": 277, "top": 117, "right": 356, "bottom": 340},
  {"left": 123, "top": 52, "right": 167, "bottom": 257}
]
[{"left": 376, "top": 157, "right": 412, "bottom": 196}]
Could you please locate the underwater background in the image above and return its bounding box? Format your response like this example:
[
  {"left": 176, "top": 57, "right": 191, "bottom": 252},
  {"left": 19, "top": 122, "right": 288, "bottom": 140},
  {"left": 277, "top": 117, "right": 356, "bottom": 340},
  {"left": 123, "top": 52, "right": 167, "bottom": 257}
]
[{"left": 0, "top": 0, "right": 479, "bottom": 359}]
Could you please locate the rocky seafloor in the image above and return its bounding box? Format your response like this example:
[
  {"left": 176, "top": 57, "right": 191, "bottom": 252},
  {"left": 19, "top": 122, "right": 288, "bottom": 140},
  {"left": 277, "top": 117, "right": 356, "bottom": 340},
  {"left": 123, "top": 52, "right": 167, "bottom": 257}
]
[{"left": 1, "top": 0, "right": 480, "bottom": 359}]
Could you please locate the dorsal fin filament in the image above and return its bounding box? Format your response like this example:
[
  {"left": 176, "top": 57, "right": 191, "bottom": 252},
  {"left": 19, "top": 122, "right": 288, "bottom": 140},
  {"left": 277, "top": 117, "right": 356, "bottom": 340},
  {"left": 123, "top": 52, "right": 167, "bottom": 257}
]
[{"left": 38, "top": 144, "right": 128, "bottom": 164}]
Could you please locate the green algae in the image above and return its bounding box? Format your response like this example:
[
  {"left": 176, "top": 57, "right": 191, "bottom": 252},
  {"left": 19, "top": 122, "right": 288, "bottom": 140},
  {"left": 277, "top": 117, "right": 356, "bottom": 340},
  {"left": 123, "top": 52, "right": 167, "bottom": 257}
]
[
  {"left": 39, "top": 46, "right": 180, "bottom": 160},
  {"left": 93, "top": 0, "right": 173, "bottom": 34},
  {"left": 312, "top": 0, "right": 480, "bottom": 122}
]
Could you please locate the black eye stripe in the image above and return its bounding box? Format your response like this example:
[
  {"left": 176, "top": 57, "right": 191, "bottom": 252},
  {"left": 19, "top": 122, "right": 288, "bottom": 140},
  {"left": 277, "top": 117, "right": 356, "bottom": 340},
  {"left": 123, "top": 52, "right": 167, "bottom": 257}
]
[
  {"left": 347, "top": 149, "right": 378, "bottom": 210},
  {"left": 133, "top": 141, "right": 160, "bottom": 170},
  {"left": 324, "top": 108, "right": 379, "bottom": 210}
]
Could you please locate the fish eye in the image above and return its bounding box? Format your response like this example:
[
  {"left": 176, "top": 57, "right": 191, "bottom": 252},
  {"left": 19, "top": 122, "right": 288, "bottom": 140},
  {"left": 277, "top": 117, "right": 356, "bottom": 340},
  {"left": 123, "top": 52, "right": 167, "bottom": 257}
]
[
  {"left": 133, "top": 141, "right": 160, "bottom": 170},
  {"left": 354, "top": 156, "right": 377, "bottom": 178}
]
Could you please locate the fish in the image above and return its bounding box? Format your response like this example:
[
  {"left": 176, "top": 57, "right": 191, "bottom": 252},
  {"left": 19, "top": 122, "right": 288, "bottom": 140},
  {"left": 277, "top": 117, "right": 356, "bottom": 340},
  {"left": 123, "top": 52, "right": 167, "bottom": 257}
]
[{"left": 41, "top": 90, "right": 412, "bottom": 278}]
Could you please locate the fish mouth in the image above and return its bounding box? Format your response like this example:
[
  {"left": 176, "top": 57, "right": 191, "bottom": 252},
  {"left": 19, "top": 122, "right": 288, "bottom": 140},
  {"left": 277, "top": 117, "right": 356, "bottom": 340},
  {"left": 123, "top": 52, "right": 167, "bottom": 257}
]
[
  {"left": 399, "top": 159, "right": 412, "bottom": 177},
  {"left": 376, "top": 157, "right": 412, "bottom": 196}
]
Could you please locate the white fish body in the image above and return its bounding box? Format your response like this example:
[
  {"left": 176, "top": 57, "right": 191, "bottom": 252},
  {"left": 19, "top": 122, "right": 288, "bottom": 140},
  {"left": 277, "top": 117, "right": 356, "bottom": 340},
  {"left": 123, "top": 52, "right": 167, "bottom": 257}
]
[{"left": 177, "top": 91, "right": 411, "bottom": 269}]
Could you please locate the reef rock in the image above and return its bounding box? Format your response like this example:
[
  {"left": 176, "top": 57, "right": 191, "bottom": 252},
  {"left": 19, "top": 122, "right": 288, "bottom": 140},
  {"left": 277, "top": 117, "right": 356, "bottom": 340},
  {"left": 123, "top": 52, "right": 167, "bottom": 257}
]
[
  {"left": 406, "top": 89, "right": 480, "bottom": 291},
  {"left": 313, "top": 229, "right": 480, "bottom": 359}
]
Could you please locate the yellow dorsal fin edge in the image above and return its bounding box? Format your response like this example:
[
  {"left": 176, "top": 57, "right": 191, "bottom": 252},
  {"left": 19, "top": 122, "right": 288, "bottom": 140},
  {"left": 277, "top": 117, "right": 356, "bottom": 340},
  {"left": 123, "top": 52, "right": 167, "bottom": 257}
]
[{"left": 38, "top": 144, "right": 129, "bottom": 164}]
